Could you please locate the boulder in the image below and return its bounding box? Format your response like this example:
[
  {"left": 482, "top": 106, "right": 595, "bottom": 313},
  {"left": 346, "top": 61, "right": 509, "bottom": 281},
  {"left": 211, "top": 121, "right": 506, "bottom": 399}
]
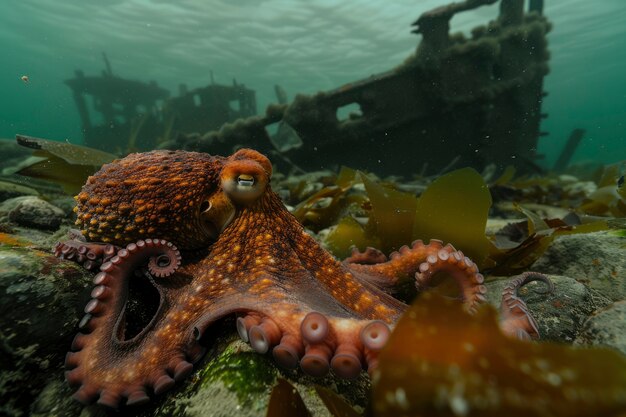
[
  {"left": 485, "top": 274, "right": 611, "bottom": 343},
  {"left": 0, "top": 234, "right": 92, "bottom": 416},
  {"left": 533, "top": 231, "right": 626, "bottom": 302},
  {"left": 575, "top": 300, "right": 626, "bottom": 355},
  {"left": 0, "top": 196, "right": 67, "bottom": 231}
]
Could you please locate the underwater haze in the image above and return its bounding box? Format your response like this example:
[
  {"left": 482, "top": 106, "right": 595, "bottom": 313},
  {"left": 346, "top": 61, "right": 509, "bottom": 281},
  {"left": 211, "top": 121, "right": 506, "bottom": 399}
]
[{"left": 0, "top": 0, "right": 624, "bottom": 167}]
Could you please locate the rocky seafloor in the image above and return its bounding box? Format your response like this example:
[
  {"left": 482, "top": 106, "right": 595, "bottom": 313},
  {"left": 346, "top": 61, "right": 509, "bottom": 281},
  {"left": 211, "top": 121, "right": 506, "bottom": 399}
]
[{"left": 1, "top": 140, "right": 625, "bottom": 417}]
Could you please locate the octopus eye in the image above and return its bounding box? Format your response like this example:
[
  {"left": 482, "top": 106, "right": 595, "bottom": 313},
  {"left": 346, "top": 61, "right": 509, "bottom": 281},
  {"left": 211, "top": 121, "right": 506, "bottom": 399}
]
[
  {"left": 237, "top": 174, "right": 255, "bottom": 187},
  {"left": 221, "top": 159, "right": 269, "bottom": 205}
]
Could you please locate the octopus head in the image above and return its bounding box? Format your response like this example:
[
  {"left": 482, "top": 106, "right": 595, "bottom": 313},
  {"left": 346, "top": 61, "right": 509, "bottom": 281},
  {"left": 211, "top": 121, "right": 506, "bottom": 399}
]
[
  {"left": 73, "top": 149, "right": 272, "bottom": 251},
  {"left": 220, "top": 148, "right": 272, "bottom": 205},
  {"left": 198, "top": 149, "right": 272, "bottom": 241}
]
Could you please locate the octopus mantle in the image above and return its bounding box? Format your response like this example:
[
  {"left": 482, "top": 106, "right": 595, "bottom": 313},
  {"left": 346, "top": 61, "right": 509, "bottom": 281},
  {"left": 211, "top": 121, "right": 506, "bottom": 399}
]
[{"left": 55, "top": 148, "right": 547, "bottom": 408}]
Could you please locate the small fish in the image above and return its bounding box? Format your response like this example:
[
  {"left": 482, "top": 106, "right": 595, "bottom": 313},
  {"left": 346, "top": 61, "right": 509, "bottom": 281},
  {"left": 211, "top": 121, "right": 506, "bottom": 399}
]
[
  {"left": 618, "top": 175, "right": 624, "bottom": 188},
  {"left": 21, "top": 75, "right": 29, "bottom": 83}
]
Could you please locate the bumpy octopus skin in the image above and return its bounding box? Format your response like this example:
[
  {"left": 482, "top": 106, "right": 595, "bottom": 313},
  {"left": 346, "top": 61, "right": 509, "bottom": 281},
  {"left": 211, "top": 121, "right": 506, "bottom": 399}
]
[{"left": 58, "top": 148, "right": 546, "bottom": 409}]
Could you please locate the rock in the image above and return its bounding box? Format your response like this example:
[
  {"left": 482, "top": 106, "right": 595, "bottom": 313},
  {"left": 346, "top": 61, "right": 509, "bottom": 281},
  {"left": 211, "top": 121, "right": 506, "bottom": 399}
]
[
  {"left": 575, "top": 300, "right": 626, "bottom": 355},
  {"left": 29, "top": 330, "right": 367, "bottom": 417},
  {"left": 485, "top": 274, "right": 611, "bottom": 343},
  {"left": 533, "top": 231, "right": 626, "bottom": 302},
  {"left": 144, "top": 336, "right": 368, "bottom": 417},
  {"left": 0, "top": 234, "right": 93, "bottom": 416},
  {"left": 48, "top": 196, "right": 77, "bottom": 216},
  {"left": 0, "top": 196, "right": 67, "bottom": 231},
  {"left": 0, "top": 180, "right": 39, "bottom": 201}
]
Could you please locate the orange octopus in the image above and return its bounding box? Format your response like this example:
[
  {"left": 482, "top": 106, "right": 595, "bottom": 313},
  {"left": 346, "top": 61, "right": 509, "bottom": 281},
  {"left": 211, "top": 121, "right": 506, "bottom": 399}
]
[{"left": 55, "top": 148, "right": 548, "bottom": 408}]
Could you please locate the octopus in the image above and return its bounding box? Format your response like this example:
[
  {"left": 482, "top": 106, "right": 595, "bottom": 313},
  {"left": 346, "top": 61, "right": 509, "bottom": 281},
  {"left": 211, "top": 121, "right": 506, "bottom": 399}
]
[{"left": 54, "top": 148, "right": 551, "bottom": 409}]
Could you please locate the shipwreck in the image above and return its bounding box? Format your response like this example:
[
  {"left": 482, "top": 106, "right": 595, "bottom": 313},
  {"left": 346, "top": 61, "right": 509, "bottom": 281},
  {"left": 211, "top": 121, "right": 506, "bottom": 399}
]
[
  {"left": 175, "top": 0, "right": 551, "bottom": 176},
  {"left": 65, "top": 0, "right": 551, "bottom": 177}
]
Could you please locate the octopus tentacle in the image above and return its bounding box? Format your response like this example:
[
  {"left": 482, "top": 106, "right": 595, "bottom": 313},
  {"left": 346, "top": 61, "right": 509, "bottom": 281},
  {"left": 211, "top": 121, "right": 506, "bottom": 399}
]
[
  {"left": 61, "top": 148, "right": 549, "bottom": 409},
  {"left": 345, "top": 239, "right": 484, "bottom": 304},
  {"left": 235, "top": 309, "right": 392, "bottom": 379},
  {"left": 343, "top": 246, "right": 388, "bottom": 265},
  {"left": 347, "top": 239, "right": 486, "bottom": 311},
  {"left": 65, "top": 238, "right": 188, "bottom": 408},
  {"left": 499, "top": 272, "right": 554, "bottom": 340},
  {"left": 54, "top": 235, "right": 120, "bottom": 272},
  {"left": 414, "top": 242, "right": 487, "bottom": 312}
]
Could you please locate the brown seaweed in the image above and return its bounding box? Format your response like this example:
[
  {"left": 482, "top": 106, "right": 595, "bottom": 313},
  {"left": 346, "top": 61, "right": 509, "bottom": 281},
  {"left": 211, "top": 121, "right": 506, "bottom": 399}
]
[
  {"left": 489, "top": 205, "right": 609, "bottom": 275},
  {"left": 265, "top": 378, "right": 312, "bottom": 417},
  {"left": 14, "top": 135, "right": 116, "bottom": 195},
  {"left": 326, "top": 216, "right": 381, "bottom": 259},
  {"left": 292, "top": 167, "right": 367, "bottom": 231},
  {"left": 412, "top": 167, "right": 492, "bottom": 267},
  {"left": 362, "top": 173, "right": 418, "bottom": 253},
  {"left": 372, "top": 291, "right": 626, "bottom": 417},
  {"left": 314, "top": 386, "right": 362, "bottom": 417}
]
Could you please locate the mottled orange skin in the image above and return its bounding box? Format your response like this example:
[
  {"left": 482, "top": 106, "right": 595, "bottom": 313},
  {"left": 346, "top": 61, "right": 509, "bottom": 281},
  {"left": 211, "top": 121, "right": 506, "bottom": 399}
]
[
  {"left": 63, "top": 148, "right": 489, "bottom": 407},
  {"left": 74, "top": 150, "right": 225, "bottom": 250}
]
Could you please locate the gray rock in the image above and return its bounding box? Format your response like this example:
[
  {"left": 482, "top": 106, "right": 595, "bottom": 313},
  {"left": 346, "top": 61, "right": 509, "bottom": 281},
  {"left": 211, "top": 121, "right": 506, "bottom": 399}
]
[
  {"left": 0, "top": 180, "right": 39, "bottom": 201},
  {"left": 1, "top": 196, "right": 66, "bottom": 230},
  {"left": 533, "top": 231, "right": 626, "bottom": 302},
  {"left": 0, "top": 240, "right": 93, "bottom": 416},
  {"left": 575, "top": 300, "right": 626, "bottom": 355},
  {"left": 485, "top": 274, "right": 611, "bottom": 343}
]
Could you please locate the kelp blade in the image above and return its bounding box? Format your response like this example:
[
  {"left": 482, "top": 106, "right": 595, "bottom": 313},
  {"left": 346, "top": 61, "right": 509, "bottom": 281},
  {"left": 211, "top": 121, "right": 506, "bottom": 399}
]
[
  {"left": 412, "top": 167, "right": 492, "bottom": 267},
  {"left": 314, "top": 386, "right": 362, "bottom": 417},
  {"left": 266, "top": 378, "right": 312, "bottom": 417},
  {"left": 372, "top": 292, "right": 626, "bottom": 417},
  {"left": 14, "top": 134, "right": 116, "bottom": 194},
  {"left": 326, "top": 216, "right": 381, "bottom": 259},
  {"left": 16, "top": 134, "right": 116, "bottom": 165},
  {"left": 361, "top": 172, "right": 418, "bottom": 253}
]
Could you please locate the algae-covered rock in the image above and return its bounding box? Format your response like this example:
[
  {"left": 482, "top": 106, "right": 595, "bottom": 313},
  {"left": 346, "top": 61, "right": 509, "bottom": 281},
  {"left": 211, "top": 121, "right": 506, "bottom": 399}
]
[
  {"left": 0, "top": 234, "right": 93, "bottom": 416},
  {"left": 533, "top": 231, "right": 626, "bottom": 301},
  {"left": 485, "top": 274, "right": 612, "bottom": 343},
  {"left": 575, "top": 300, "right": 626, "bottom": 355},
  {"left": 144, "top": 336, "right": 368, "bottom": 417}
]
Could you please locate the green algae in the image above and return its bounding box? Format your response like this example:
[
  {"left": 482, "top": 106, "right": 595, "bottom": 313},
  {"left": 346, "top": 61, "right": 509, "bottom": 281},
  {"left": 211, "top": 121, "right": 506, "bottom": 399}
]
[
  {"left": 148, "top": 341, "right": 279, "bottom": 417},
  {"left": 194, "top": 344, "right": 278, "bottom": 406}
]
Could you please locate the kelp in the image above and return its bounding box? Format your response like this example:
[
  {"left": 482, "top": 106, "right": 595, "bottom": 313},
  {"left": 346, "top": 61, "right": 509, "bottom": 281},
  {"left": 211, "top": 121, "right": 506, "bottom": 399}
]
[
  {"left": 578, "top": 163, "right": 626, "bottom": 217},
  {"left": 361, "top": 173, "right": 418, "bottom": 253},
  {"left": 315, "top": 386, "right": 362, "bottom": 417},
  {"left": 14, "top": 135, "right": 116, "bottom": 195},
  {"left": 300, "top": 166, "right": 611, "bottom": 272},
  {"left": 292, "top": 166, "right": 368, "bottom": 231},
  {"left": 411, "top": 167, "right": 492, "bottom": 267},
  {"left": 488, "top": 205, "right": 610, "bottom": 275},
  {"left": 326, "top": 216, "right": 381, "bottom": 259},
  {"left": 319, "top": 168, "right": 493, "bottom": 265},
  {"left": 492, "top": 161, "right": 626, "bottom": 217},
  {"left": 266, "top": 378, "right": 311, "bottom": 417},
  {"left": 371, "top": 291, "right": 626, "bottom": 417},
  {"left": 265, "top": 380, "right": 361, "bottom": 417}
]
